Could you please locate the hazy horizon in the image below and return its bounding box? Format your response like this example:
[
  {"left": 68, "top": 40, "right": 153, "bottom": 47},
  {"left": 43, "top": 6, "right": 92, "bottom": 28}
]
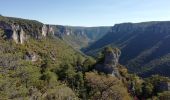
[{"left": 1, "top": 0, "right": 170, "bottom": 26}]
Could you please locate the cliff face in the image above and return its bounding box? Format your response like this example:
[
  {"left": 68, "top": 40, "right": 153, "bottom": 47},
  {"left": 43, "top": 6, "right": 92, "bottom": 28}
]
[
  {"left": 0, "top": 17, "right": 110, "bottom": 48},
  {"left": 0, "top": 16, "right": 43, "bottom": 43},
  {"left": 20, "top": 28, "right": 26, "bottom": 44},
  {"left": 11, "top": 24, "right": 26, "bottom": 44},
  {"left": 52, "top": 25, "right": 111, "bottom": 49},
  {"left": 42, "top": 24, "right": 54, "bottom": 37},
  {"left": 85, "top": 21, "right": 170, "bottom": 77},
  {"left": 42, "top": 24, "right": 48, "bottom": 37},
  {"left": 0, "top": 16, "right": 56, "bottom": 44}
]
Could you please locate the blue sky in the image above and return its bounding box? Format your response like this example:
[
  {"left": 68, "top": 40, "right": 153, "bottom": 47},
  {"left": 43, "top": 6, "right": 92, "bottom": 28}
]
[{"left": 1, "top": 0, "right": 170, "bottom": 26}]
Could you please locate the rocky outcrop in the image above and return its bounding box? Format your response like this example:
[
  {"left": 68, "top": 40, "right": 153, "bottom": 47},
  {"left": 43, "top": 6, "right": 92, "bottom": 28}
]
[
  {"left": 11, "top": 24, "right": 20, "bottom": 43},
  {"left": 65, "top": 27, "right": 72, "bottom": 35},
  {"left": 104, "top": 48, "right": 121, "bottom": 66},
  {"left": 95, "top": 47, "right": 121, "bottom": 78},
  {"left": 0, "top": 16, "right": 49, "bottom": 43},
  {"left": 25, "top": 52, "right": 39, "bottom": 62},
  {"left": 49, "top": 25, "right": 54, "bottom": 35},
  {"left": 42, "top": 24, "right": 54, "bottom": 37},
  {"left": 11, "top": 24, "right": 26, "bottom": 44},
  {"left": 20, "top": 28, "right": 26, "bottom": 44},
  {"left": 42, "top": 24, "right": 48, "bottom": 37}
]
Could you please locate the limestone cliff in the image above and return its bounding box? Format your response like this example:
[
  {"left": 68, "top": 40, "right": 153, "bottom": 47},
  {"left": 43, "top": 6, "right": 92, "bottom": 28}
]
[
  {"left": 11, "top": 24, "right": 20, "bottom": 43},
  {"left": 20, "top": 28, "right": 26, "bottom": 44},
  {"left": 42, "top": 24, "right": 54, "bottom": 37},
  {"left": 11, "top": 24, "right": 27, "bottom": 44},
  {"left": 11, "top": 24, "right": 54, "bottom": 44},
  {"left": 42, "top": 24, "right": 48, "bottom": 37},
  {"left": 51, "top": 25, "right": 110, "bottom": 49},
  {"left": 49, "top": 25, "right": 54, "bottom": 35},
  {"left": 0, "top": 15, "right": 44, "bottom": 44}
]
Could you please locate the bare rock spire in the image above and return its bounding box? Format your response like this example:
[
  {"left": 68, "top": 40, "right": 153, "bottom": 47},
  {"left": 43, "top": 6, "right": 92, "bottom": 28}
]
[
  {"left": 20, "top": 28, "right": 26, "bottom": 44},
  {"left": 49, "top": 25, "right": 55, "bottom": 36},
  {"left": 42, "top": 24, "right": 48, "bottom": 37},
  {"left": 42, "top": 24, "right": 55, "bottom": 37},
  {"left": 11, "top": 24, "right": 26, "bottom": 44},
  {"left": 11, "top": 24, "right": 20, "bottom": 43},
  {"left": 95, "top": 47, "right": 121, "bottom": 78}
]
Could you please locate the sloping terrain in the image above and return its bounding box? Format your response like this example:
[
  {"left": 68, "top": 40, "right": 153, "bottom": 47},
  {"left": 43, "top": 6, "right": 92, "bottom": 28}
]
[
  {"left": 0, "top": 16, "right": 85, "bottom": 99},
  {"left": 0, "top": 16, "right": 132, "bottom": 100},
  {"left": 84, "top": 22, "right": 170, "bottom": 77},
  {"left": 0, "top": 15, "right": 170, "bottom": 99},
  {"left": 52, "top": 25, "right": 111, "bottom": 49}
]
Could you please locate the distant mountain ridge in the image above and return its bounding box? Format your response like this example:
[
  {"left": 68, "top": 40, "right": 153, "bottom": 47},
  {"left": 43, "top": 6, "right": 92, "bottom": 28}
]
[
  {"left": 51, "top": 25, "right": 111, "bottom": 49},
  {"left": 84, "top": 21, "right": 170, "bottom": 77}
]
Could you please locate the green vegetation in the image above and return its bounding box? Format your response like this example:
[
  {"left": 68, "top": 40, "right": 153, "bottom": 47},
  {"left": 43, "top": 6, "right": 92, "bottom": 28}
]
[
  {"left": 0, "top": 15, "right": 87, "bottom": 99},
  {"left": 53, "top": 25, "right": 111, "bottom": 50},
  {"left": 0, "top": 16, "right": 170, "bottom": 100},
  {"left": 0, "top": 35, "right": 85, "bottom": 99},
  {"left": 85, "top": 72, "right": 131, "bottom": 100},
  {"left": 118, "top": 65, "right": 170, "bottom": 99},
  {"left": 84, "top": 22, "right": 170, "bottom": 77}
]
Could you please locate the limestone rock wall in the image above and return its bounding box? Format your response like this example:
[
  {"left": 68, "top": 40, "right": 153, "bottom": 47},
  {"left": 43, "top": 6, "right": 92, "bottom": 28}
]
[
  {"left": 20, "top": 28, "right": 26, "bottom": 44},
  {"left": 11, "top": 24, "right": 55, "bottom": 44},
  {"left": 42, "top": 24, "right": 48, "bottom": 37},
  {"left": 42, "top": 24, "right": 54, "bottom": 37},
  {"left": 11, "top": 24, "right": 27, "bottom": 44},
  {"left": 11, "top": 24, "right": 20, "bottom": 43}
]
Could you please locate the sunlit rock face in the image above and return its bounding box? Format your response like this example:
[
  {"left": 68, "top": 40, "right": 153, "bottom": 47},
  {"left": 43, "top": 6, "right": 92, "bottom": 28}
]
[
  {"left": 104, "top": 48, "right": 121, "bottom": 67},
  {"left": 11, "top": 24, "right": 20, "bottom": 43},
  {"left": 42, "top": 24, "right": 54, "bottom": 37},
  {"left": 11, "top": 24, "right": 26, "bottom": 44},
  {"left": 20, "top": 28, "right": 26, "bottom": 44},
  {"left": 42, "top": 24, "right": 48, "bottom": 37},
  {"left": 65, "top": 28, "right": 71, "bottom": 35},
  {"left": 49, "top": 26, "right": 54, "bottom": 35},
  {"left": 95, "top": 47, "right": 121, "bottom": 78},
  {"left": 11, "top": 24, "right": 54, "bottom": 44}
]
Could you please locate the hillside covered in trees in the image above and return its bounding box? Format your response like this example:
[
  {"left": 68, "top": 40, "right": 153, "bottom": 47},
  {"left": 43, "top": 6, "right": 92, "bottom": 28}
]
[
  {"left": 84, "top": 22, "right": 170, "bottom": 78},
  {"left": 51, "top": 25, "right": 111, "bottom": 50},
  {"left": 0, "top": 15, "right": 170, "bottom": 100}
]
